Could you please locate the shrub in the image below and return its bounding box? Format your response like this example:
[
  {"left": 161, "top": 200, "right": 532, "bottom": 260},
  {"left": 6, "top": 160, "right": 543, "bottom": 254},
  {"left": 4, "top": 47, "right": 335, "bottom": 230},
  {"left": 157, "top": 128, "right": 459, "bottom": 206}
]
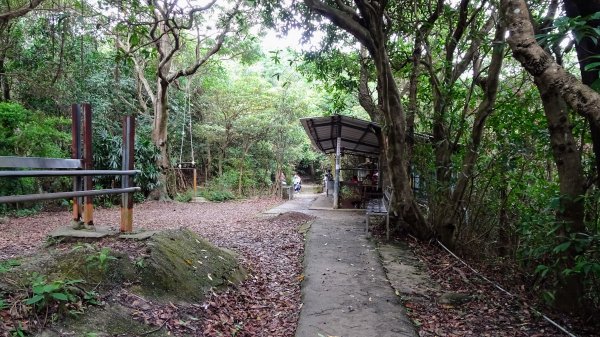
[
  {"left": 201, "top": 189, "right": 235, "bottom": 202},
  {"left": 175, "top": 190, "right": 194, "bottom": 203}
]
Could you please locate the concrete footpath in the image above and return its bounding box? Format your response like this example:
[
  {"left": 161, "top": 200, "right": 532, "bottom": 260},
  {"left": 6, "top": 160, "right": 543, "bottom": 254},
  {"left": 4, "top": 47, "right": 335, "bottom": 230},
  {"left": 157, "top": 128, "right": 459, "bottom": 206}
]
[{"left": 265, "top": 187, "right": 418, "bottom": 337}]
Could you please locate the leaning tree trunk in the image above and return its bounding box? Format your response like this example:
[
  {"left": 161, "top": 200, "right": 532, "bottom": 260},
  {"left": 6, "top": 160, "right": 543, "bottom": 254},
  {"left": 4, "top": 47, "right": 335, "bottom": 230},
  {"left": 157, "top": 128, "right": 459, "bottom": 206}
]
[
  {"left": 501, "top": 0, "right": 591, "bottom": 313},
  {"left": 564, "top": 0, "right": 600, "bottom": 185},
  {"left": 442, "top": 22, "right": 506, "bottom": 247}
]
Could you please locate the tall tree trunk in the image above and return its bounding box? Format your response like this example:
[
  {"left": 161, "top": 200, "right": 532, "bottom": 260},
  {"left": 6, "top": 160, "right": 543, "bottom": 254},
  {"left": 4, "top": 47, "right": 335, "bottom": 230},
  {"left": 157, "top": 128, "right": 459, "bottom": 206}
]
[
  {"left": 0, "top": 57, "right": 9, "bottom": 101},
  {"left": 563, "top": 0, "right": 600, "bottom": 184},
  {"left": 304, "top": 0, "right": 431, "bottom": 239},
  {"left": 115, "top": 1, "right": 238, "bottom": 200},
  {"left": 152, "top": 78, "right": 171, "bottom": 199},
  {"left": 206, "top": 140, "right": 212, "bottom": 181},
  {"left": 217, "top": 146, "right": 225, "bottom": 177},
  {"left": 441, "top": 22, "right": 506, "bottom": 247},
  {"left": 501, "top": 0, "right": 589, "bottom": 312},
  {"left": 238, "top": 145, "right": 250, "bottom": 196},
  {"left": 537, "top": 78, "right": 586, "bottom": 312},
  {"left": 374, "top": 44, "right": 429, "bottom": 239}
]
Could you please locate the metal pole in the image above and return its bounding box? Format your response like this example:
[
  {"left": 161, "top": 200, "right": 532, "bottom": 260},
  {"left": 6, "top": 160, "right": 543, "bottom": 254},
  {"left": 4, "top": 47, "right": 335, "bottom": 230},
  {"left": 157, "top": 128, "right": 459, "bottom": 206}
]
[
  {"left": 82, "top": 104, "right": 94, "bottom": 226},
  {"left": 121, "top": 115, "right": 135, "bottom": 233},
  {"left": 333, "top": 136, "right": 341, "bottom": 209},
  {"left": 0, "top": 187, "right": 141, "bottom": 204},
  {"left": 193, "top": 167, "right": 197, "bottom": 196},
  {"left": 0, "top": 170, "right": 140, "bottom": 177},
  {"left": 71, "top": 104, "right": 82, "bottom": 224},
  {"left": 377, "top": 155, "right": 382, "bottom": 189}
]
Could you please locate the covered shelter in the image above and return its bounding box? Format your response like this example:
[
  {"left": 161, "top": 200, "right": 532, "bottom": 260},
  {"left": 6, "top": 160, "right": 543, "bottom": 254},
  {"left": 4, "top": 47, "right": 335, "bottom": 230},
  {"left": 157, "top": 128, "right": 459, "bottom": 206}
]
[{"left": 300, "top": 115, "right": 382, "bottom": 208}]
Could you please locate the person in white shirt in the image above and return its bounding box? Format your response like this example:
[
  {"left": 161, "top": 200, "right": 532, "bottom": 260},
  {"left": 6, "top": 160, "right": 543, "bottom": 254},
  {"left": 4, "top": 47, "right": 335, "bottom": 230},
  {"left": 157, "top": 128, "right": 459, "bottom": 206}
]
[{"left": 293, "top": 173, "right": 302, "bottom": 193}]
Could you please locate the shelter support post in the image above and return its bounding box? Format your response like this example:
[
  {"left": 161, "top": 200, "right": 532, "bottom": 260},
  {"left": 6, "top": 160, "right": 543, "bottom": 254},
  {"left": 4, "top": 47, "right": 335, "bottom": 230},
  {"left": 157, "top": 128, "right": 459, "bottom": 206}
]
[
  {"left": 120, "top": 115, "right": 135, "bottom": 233},
  {"left": 333, "top": 136, "right": 341, "bottom": 209},
  {"left": 377, "top": 155, "right": 382, "bottom": 189}
]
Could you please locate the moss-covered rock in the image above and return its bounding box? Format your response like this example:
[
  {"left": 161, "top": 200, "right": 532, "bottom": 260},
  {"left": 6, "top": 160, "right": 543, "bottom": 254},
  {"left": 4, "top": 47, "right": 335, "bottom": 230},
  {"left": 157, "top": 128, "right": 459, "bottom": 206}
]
[
  {"left": 0, "top": 244, "right": 135, "bottom": 294},
  {"left": 134, "top": 228, "right": 246, "bottom": 302},
  {"left": 1, "top": 228, "right": 246, "bottom": 336},
  {"left": 38, "top": 304, "right": 171, "bottom": 337}
]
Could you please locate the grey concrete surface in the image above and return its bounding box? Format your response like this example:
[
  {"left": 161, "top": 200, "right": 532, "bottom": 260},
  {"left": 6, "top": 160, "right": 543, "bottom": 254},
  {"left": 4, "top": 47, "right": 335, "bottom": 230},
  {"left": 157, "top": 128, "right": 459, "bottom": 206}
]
[{"left": 265, "top": 187, "right": 418, "bottom": 337}]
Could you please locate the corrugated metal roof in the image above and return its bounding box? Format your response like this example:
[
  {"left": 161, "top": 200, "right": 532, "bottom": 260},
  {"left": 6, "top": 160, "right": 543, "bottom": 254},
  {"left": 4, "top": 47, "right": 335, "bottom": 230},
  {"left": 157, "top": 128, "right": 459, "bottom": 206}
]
[{"left": 300, "top": 115, "right": 381, "bottom": 157}]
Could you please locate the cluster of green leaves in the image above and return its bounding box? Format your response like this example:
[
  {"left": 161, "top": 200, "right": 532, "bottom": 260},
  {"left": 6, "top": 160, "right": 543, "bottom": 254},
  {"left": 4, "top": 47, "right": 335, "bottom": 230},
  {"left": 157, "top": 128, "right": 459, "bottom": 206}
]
[
  {"left": 91, "top": 119, "right": 160, "bottom": 203},
  {"left": 175, "top": 190, "right": 194, "bottom": 203},
  {"left": 184, "top": 54, "right": 324, "bottom": 197},
  {"left": 85, "top": 247, "right": 118, "bottom": 272},
  {"left": 201, "top": 189, "right": 236, "bottom": 202},
  {"left": 24, "top": 273, "right": 85, "bottom": 310},
  {"left": 0, "top": 103, "right": 71, "bottom": 214},
  {"left": 0, "top": 259, "right": 21, "bottom": 273},
  {"left": 0, "top": 103, "right": 70, "bottom": 157}
]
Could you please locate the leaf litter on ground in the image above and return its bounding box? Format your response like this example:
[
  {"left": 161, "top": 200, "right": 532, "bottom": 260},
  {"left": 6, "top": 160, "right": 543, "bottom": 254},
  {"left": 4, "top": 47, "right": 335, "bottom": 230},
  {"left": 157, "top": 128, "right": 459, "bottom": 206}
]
[{"left": 0, "top": 198, "right": 314, "bottom": 336}]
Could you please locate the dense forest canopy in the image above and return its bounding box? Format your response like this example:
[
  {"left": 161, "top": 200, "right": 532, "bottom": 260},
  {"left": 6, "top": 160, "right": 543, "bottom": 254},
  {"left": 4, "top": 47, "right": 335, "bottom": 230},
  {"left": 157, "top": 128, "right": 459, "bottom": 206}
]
[{"left": 1, "top": 0, "right": 599, "bottom": 317}]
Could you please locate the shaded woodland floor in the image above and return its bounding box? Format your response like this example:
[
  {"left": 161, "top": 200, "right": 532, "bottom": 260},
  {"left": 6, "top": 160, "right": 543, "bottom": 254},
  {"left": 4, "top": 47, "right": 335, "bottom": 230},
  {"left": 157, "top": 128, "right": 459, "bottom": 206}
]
[
  {"left": 1, "top": 198, "right": 598, "bottom": 336},
  {"left": 1, "top": 198, "right": 312, "bottom": 336}
]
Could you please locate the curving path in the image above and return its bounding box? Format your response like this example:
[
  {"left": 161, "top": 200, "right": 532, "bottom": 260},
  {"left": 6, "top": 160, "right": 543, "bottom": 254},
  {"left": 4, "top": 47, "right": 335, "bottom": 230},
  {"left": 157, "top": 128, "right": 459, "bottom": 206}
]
[{"left": 265, "top": 184, "right": 417, "bottom": 337}]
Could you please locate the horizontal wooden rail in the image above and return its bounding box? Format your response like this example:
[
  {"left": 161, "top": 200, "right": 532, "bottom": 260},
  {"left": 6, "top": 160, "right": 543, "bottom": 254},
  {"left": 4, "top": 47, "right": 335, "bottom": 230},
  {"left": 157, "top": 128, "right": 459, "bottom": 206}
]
[
  {"left": 0, "top": 156, "right": 82, "bottom": 169},
  {"left": 0, "top": 187, "right": 141, "bottom": 204},
  {"left": 0, "top": 170, "right": 141, "bottom": 177}
]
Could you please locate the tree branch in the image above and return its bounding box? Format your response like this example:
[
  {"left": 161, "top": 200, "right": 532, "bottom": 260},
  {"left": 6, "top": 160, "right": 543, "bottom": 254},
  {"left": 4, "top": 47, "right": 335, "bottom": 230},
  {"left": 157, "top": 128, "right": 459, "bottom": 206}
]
[
  {"left": 0, "top": 0, "right": 44, "bottom": 24},
  {"left": 303, "top": 0, "right": 372, "bottom": 51},
  {"left": 502, "top": 0, "right": 600, "bottom": 128}
]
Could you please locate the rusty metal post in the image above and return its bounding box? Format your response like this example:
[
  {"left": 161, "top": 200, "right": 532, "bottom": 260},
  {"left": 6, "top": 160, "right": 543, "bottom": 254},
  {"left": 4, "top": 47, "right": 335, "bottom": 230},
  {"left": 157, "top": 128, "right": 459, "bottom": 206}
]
[
  {"left": 71, "top": 104, "right": 82, "bottom": 224},
  {"left": 120, "top": 115, "right": 135, "bottom": 233},
  {"left": 82, "top": 104, "right": 94, "bottom": 226},
  {"left": 193, "top": 167, "right": 197, "bottom": 196}
]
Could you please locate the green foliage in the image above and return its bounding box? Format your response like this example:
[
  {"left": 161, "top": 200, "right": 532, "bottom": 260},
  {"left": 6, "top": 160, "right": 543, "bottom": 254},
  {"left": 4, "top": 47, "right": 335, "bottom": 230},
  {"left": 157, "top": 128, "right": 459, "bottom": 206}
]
[
  {"left": 134, "top": 258, "right": 146, "bottom": 269},
  {"left": 4, "top": 205, "right": 43, "bottom": 217},
  {"left": 0, "top": 259, "right": 21, "bottom": 273},
  {"left": 200, "top": 187, "right": 236, "bottom": 202},
  {"left": 175, "top": 190, "right": 194, "bottom": 203},
  {"left": 10, "top": 323, "right": 26, "bottom": 337},
  {"left": 85, "top": 247, "right": 117, "bottom": 272},
  {"left": 0, "top": 103, "right": 71, "bottom": 212},
  {"left": 0, "top": 297, "right": 7, "bottom": 310},
  {"left": 24, "top": 273, "right": 84, "bottom": 310},
  {"left": 91, "top": 121, "right": 160, "bottom": 200}
]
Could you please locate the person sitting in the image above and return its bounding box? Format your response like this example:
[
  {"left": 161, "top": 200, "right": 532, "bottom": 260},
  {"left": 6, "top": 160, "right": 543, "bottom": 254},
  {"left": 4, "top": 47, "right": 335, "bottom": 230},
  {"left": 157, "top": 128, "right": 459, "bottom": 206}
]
[{"left": 293, "top": 173, "right": 302, "bottom": 193}]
